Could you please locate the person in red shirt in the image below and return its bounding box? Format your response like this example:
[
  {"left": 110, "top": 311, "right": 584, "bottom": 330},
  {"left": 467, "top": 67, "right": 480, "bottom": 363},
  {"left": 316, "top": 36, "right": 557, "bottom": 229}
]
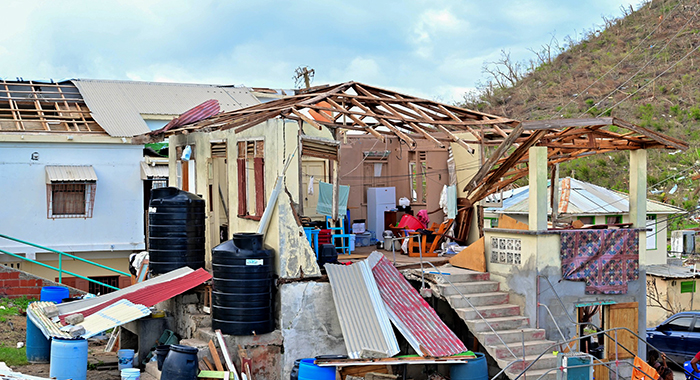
[{"left": 691, "top": 351, "right": 700, "bottom": 373}]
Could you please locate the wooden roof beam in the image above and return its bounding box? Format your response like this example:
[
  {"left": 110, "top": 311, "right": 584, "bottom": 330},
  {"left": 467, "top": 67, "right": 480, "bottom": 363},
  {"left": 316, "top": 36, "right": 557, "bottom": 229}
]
[
  {"left": 290, "top": 108, "right": 323, "bottom": 130},
  {"left": 408, "top": 122, "right": 445, "bottom": 149},
  {"left": 436, "top": 125, "right": 476, "bottom": 153}
]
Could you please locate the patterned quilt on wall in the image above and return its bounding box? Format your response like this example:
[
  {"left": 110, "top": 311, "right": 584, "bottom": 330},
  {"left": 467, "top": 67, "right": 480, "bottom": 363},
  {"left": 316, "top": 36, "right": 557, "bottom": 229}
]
[{"left": 560, "top": 229, "right": 639, "bottom": 295}]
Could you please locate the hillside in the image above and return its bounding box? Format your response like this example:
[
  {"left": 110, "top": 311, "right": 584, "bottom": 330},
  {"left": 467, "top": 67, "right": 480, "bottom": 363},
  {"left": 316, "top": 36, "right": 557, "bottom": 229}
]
[{"left": 462, "top": 0, "right": 700, "bottom": 219}]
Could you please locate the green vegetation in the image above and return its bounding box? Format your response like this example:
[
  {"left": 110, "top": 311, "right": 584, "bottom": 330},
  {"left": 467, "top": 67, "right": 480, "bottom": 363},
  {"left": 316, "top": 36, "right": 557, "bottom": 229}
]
[
  {"left": 461, "top": 0, "right": 700, "bottom": 216},
  {"left": 0, "top": 297, "right": 33, "bottom": 322},
  {"left": 0, "top": 345, "right": 27, "bottom": 366}
]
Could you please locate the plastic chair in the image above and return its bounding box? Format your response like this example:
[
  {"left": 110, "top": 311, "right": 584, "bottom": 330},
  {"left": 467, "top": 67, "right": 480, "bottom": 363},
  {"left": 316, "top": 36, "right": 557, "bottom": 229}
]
[{"left": 325, "top": 216, "right": 354, "bottom": 255}]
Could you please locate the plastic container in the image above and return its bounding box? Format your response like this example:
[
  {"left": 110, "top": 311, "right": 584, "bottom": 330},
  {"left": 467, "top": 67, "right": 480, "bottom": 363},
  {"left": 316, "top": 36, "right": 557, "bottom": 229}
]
[
  {"left": 397, "top": 214, "right": 424, "bottom": 230},
  {"left": 25, "top": 315, "right": 50, "bottom": 363},
  {"left": 684, "top": 361, "right": 700, "bottom": 380},
  {"left": 355, "top": 232, "right": 372, "bottom": 247},
  {"left": 161, "top": 344, "right": 198, "bottom": 380},
  {"left": 450, "top": 352, "right": 488, "bottom": 380},
  {"left": 290, "top": 359, "right": 302, "bottom": 380},
  {"left": 148, "top": 187, "right": 206, "bottom": 274},
  {"left": 49, "top": 338, "right": 88, "bottom": 380},
  {"left": 40, "top": 286, "right": 69, "bottom": 304},
  {"left": 155, "top": 345, "right": 170, "bottom": 371},
  {"left": 121, "top": 368, "right": 141, "bottom": 380},
  {"left": 298, "top": 358, "right": 335, "bottom": 380},
  {"left": 212, "top": 233, "right": 274, "bottom": 335},
  {"left": 118, "top": 349, "right": 135, "bottom": 370},
  {"left": 349, "top": 235, "right": 356, "bottom": 252}
]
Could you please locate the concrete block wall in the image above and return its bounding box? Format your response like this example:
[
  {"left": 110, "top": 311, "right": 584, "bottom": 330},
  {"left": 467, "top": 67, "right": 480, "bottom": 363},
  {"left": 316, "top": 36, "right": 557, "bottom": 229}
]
[{"left": 0, "top": 265, "right": 86, "bottom": 298}]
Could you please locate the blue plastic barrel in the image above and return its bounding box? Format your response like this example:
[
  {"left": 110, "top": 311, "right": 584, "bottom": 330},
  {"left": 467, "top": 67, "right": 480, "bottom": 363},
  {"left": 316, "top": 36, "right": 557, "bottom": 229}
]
[
  {"left": 450, "top": 352, "right": 488, "bottom": 380},
  {"left": 161, "top": 344, "right": 199, "bottom": 380},
  {"left": 41, "top": 286, "right": 69, "bottom": 304},
  {"left": 49, "top": 338, "right": 88, "bottom": 380},
  {"left": 25, "top": 315, "right": 50, "bottom": 363},
  {"left": 298, "top": 358, "right": 335, "bottom": 380},
  {"left": 684, "top": 361, "right": 700, "bottom": 380}
]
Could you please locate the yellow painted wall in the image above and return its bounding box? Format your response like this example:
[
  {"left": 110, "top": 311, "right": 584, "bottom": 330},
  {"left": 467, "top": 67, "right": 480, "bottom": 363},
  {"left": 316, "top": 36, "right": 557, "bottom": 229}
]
[
  {"left": 647, "top": 276, "right": 700, "bottom": 327},
  {"left": 16, "top": 257, "right": 129, "bottom": 282}
]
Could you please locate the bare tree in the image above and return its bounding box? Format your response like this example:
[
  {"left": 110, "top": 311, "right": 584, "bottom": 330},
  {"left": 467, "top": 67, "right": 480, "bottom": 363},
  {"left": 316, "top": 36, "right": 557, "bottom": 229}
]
[
  {"left": 483, "top": 50, "right": 524, "bottom": 89},
  {"left": 647, "top": 277, "right": 682, "bottom": 315}
]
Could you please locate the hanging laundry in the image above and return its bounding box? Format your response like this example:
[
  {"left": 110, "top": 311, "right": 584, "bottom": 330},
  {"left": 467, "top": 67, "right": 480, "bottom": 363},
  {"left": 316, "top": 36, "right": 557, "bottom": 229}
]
[
  {"left": 307, "top": 176, "right": 314, "bottom": 195},
  {"left": 316, "top": 181, "right": 350, "bottom": 217}
]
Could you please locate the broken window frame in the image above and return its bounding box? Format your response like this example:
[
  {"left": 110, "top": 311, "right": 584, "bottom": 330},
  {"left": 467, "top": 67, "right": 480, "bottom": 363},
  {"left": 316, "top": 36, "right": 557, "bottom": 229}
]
[{"left": 237, "top": 139, "right": 265, "bottom": 220}]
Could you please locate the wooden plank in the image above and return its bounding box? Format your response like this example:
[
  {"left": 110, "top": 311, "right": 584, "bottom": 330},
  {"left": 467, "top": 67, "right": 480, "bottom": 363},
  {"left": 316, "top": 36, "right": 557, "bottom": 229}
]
[
  {"left": 407, "top": 122, "right": 445, "bottom": 148},
  {"left": 208, "top": 339, "right": 225, "bottom": 371},
  {"left": 462, "top": 122, "right": 524, "bottom": 193},
  {"left": 604, "top": 302, "right": 638, "bottom": 360},
  {"left": 215, "top": 329, "right": 240, "bottom": 380},
  {"left": 436, "top": 125, "right": 476, "bottom": 153},
  {"left": 449, "top": 237, "right": 486, "bottom": 272},
  {"left": 198, "top": 370, "right": 234, "bottom": 379},
  {"left": 290, "top": 108, "right": 323, "bottom": 130},
  {"left": 203, "top": 357, "right": 215, "bottom": 371}
]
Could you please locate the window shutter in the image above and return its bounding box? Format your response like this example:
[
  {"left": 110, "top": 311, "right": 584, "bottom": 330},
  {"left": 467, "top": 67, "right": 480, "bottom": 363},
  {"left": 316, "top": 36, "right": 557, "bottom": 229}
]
[
  {"left": 237, "top": 158, "right": 247, "bottom": 217},
  {"left": 254, "top": 157, "right": 265, "bottom": 217},
  {"left": 681, "top": 281, "right": 696, "bottom": 293}
]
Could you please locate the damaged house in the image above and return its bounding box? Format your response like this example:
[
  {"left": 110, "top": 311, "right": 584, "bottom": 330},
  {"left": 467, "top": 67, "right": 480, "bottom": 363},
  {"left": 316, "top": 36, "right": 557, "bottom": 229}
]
[{"left": 141, "top": 81, "right": 687, "bottom": 380}]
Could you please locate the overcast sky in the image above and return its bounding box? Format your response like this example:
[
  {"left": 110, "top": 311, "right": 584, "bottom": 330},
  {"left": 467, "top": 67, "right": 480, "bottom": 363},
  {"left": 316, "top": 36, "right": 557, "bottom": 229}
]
[{"left": 0, "top": 0, "right": 640, "bottom": 103}]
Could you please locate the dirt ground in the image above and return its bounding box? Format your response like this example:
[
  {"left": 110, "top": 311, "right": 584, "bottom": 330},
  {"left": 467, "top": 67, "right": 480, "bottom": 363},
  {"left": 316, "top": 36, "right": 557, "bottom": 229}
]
[{"left": 2, "top": 314, "right": 128, "bottom": 380}]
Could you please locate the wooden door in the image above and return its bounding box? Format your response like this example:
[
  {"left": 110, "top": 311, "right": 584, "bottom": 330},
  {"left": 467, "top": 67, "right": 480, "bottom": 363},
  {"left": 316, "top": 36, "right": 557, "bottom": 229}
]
[
  {"left": 301, "top": 159, "right": 327, "bottom": 219},
  {"left": 605, "top": 302, "right": 639, "bottom": 360}
]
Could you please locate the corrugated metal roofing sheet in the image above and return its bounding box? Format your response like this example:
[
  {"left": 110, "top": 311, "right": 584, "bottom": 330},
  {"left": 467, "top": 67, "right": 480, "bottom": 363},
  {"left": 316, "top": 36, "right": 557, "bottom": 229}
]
[
  {"left": 72, "top": 79, "right": 260, "bottom": 137},
  {"left": 140, "top": 161, "right": 169, "bottom": 179},
  {"left": 367, "top": 252, "right": 467, "bottom": 357},
  {"left": 647, "top": 264, "right": 699, "bottom": 279},
  {"left": 487, "top": 177, "right": 683, "bottom": 215},
  {"left": 45, "top": 165, "right": 97, "bottom": 183},
  {"left": 56, "top": 267, "right": 211, "bottom": 321},
  {"left": 71, "top": 299, "right": 151, "bottom": 338},
  {"left": 325, "top": 261, "right": 400, "bottom": 359}
]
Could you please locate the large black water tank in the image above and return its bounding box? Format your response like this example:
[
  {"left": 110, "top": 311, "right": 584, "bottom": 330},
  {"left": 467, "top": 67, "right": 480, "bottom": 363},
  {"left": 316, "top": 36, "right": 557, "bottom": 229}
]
[
  {"left": 148, "top": 187, "right": 206, "bottom": 274},
  {"left": 212, "top": 233, "right": 274, "bottom": 335}
]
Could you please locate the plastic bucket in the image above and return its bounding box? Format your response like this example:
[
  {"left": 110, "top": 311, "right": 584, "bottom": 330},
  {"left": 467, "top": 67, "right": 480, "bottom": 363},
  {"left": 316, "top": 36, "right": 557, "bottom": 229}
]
[
  {"left": 298, "top": 358, "right": 335, "bottom": 380},
  {"left": 121, "top": 368, "right": 141, "bottom": 380},
  {"left": 118, "top": 349, "right": 135, "bottom": 370},
  {"left": 155, "top": 345, "right": 170, "bottom": 371},
  {"left": 450, "top": 352, "right": 488, "bottom": 380},
  {"left": 49, "top": 338, "right": 88, "bottom": 380},
  {"left": 40, "top": 286, "right": 70, "bottom": 304},
  {"left": 25, "top": 314, "right": 50, "bottom": 363}
]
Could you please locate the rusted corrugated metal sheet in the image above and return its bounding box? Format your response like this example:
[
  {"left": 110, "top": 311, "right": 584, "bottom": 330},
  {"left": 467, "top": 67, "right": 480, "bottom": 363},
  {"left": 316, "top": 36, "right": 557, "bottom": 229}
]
[
  {"left": 45, "top": 165, "right": 97, "bottom": 183},
  {"left": 367, "top": 252, "right": 467, "bottom": 357},
  {"left": 162, "top": 99, "right": 220, "bottom": 132},
  {"left": 72, "top": 79, "right": 259, "bottom": 137},
  {"left": 326, "top": 261, "right": 400, "bottom": 359}
]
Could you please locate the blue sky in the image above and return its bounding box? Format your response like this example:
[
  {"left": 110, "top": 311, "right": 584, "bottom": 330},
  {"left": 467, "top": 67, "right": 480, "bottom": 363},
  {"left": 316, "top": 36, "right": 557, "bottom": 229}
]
[{"left": 0, "top": 0, "right": 640, "bottom": 103}]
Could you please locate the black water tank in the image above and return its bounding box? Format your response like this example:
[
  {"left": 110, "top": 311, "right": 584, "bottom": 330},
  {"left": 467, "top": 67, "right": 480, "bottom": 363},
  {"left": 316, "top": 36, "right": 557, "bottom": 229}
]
[
  {"left": 148, "top": 187, "right": 206, "bottom": 274},
  {"left": 212, "top": 233, "right": 274, "bottom": 335}
]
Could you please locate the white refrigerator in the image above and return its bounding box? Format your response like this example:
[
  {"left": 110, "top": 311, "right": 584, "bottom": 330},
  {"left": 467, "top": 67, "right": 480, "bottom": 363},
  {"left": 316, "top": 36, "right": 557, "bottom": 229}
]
[{"left": 367, "top": 187, "right": 396, "bottom": 242}]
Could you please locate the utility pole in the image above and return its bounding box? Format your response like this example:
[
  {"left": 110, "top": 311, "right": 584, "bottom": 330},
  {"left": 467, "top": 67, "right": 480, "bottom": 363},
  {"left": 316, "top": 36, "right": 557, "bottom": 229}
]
[{"left": 293, "top": 66, "right": 315, "bottom": 89}]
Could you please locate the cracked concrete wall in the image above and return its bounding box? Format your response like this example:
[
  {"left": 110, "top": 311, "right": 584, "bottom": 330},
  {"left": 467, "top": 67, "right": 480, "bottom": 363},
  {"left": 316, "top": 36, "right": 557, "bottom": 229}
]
[
  {"left": 280, "top": 281, "right": 346, "bottom": 380},
  {"left": 278, "top": 191, "right": 321, "bottom": 278}
]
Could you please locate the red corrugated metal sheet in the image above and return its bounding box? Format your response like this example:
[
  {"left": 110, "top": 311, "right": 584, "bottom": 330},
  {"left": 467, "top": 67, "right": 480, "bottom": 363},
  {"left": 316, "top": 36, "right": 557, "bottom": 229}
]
[
  {"left": 60, "top": 268, "right": 211, "bottom": 322},
  {"left": 161, "top": 99, "right": 220, "bottom": 132},
  {"left": 370, "top": 254, "right": 467, "bottom": 357}
]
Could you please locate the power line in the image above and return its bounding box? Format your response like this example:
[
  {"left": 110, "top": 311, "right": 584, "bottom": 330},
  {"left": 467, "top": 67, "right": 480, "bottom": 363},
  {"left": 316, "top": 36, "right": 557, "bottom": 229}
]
[
  {"left": 582, "top": 2, "right": 699, "bottom": 117},
  {"left": 561, "top": 0, "right": 683, "bottom": 114}
]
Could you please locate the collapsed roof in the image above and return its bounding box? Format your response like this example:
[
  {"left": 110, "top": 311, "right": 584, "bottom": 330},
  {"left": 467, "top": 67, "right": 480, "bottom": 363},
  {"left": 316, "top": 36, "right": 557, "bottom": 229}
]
[{"left": 144, "top": 81, "right": 688, "bottom": 206}]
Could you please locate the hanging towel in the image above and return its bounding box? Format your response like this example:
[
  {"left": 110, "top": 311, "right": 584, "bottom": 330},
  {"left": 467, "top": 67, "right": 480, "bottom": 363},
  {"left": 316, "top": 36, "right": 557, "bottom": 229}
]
[
  {"left": 316, "top": 181, "right": 350, "bottom": 217},
  {"left": 439, "top": 185, "right": 458, "bottom": 219},
  {"left": 632, "top": 356, "right": 658, "bottom": 380}
]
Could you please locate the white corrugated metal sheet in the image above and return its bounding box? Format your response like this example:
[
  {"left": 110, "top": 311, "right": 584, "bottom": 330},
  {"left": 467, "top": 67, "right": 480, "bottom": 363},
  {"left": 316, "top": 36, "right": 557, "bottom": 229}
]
[
  {"left": 45, "top": 165, "right": 97, "bottom": 183},
  {"left": 67, "top": 299, "right": 151, "bottom": 338},
  {"left": 140, "top": 161, "right": 169, "bottom": 179},
  {"left": 72, "top": 79, "right": 260, "bottom": 137},
  {"left": 325, "top": 261, "right": 400, "bottom": 359},
  {"left": 487, "top": 177, "right": 683, "bottom": 215}
]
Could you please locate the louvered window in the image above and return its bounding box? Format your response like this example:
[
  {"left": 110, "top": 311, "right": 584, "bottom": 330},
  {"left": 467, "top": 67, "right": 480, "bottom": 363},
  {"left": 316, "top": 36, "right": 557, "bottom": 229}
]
[{"left": 237, "top": 140, "right": 265, "bottom": 220}]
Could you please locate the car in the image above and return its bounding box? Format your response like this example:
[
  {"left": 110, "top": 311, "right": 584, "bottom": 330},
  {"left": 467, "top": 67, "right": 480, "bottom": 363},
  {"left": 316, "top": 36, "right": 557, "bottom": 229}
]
[{"left": 647, "top": 311, "right": 700, "bottom": 365}]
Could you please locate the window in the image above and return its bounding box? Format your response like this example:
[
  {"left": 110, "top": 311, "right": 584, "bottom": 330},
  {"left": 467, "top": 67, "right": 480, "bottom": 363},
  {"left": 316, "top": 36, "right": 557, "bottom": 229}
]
[
  {"left": 409, "top": 151, "right": 427, "bottom": 204},
  {"left": 46, "top": 166, "right": 97, "bottom": 218},
  {"left": 88, "top": 276, "right": 119, "bottom": 295},
  {"left": 606, "top": 215, "right": 622, "bottom": 225},
  {"left": 646, "top": 215, "right": 657, "bottom": 250},
  {"left": 665, "top": 317, "right": 693, "bottom": 332},
  {"left": 578, "top": 216, "right": 595, "bottom": 225},
  {"left": 237, "top": 140, "right": 265, "bottom": 220},
  {"left": 681, "top": 281, "right": 696, "bottom": 293}
]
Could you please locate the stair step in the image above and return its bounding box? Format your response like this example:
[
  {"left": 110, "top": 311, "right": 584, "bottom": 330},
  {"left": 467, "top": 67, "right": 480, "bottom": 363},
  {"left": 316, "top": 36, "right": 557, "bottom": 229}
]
[
  {"left": 491, "top": 340, "right": 557, "bottom": 359},
  {"left": 437, "top": 281, "right": 500, "bottom": 296},
  {"left": 500, "top": 354, "right": 559, "bottom": 371},
  {"left": 465, "top": 316, "right": 528, "bottom": 332},
  {"left": 506, "top": 367, "right": 558, "bottom": 380},
  {"left": 425, "top": 268, "right": 491, "bottom": 283},
  {"left": 448, "top": 292, "right": 509, "bottom": 307},
  {"left": 478, "top": 328, "right": 547, "bottom": 345},
  {"left": 455, "top": 304, "right": 521, "bottom": 320}
]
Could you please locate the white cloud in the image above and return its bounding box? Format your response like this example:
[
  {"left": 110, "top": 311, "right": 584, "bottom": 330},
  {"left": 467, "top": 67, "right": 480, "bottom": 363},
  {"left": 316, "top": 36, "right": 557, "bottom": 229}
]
[{"left": 411, "top": 9, "right": 468, "bottom": 58}]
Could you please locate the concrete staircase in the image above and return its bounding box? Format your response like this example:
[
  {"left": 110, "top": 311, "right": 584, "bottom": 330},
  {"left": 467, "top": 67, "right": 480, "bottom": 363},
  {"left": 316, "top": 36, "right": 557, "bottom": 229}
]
[{"left": 421, "top": 266, "right": 558, "bottom": 380}]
